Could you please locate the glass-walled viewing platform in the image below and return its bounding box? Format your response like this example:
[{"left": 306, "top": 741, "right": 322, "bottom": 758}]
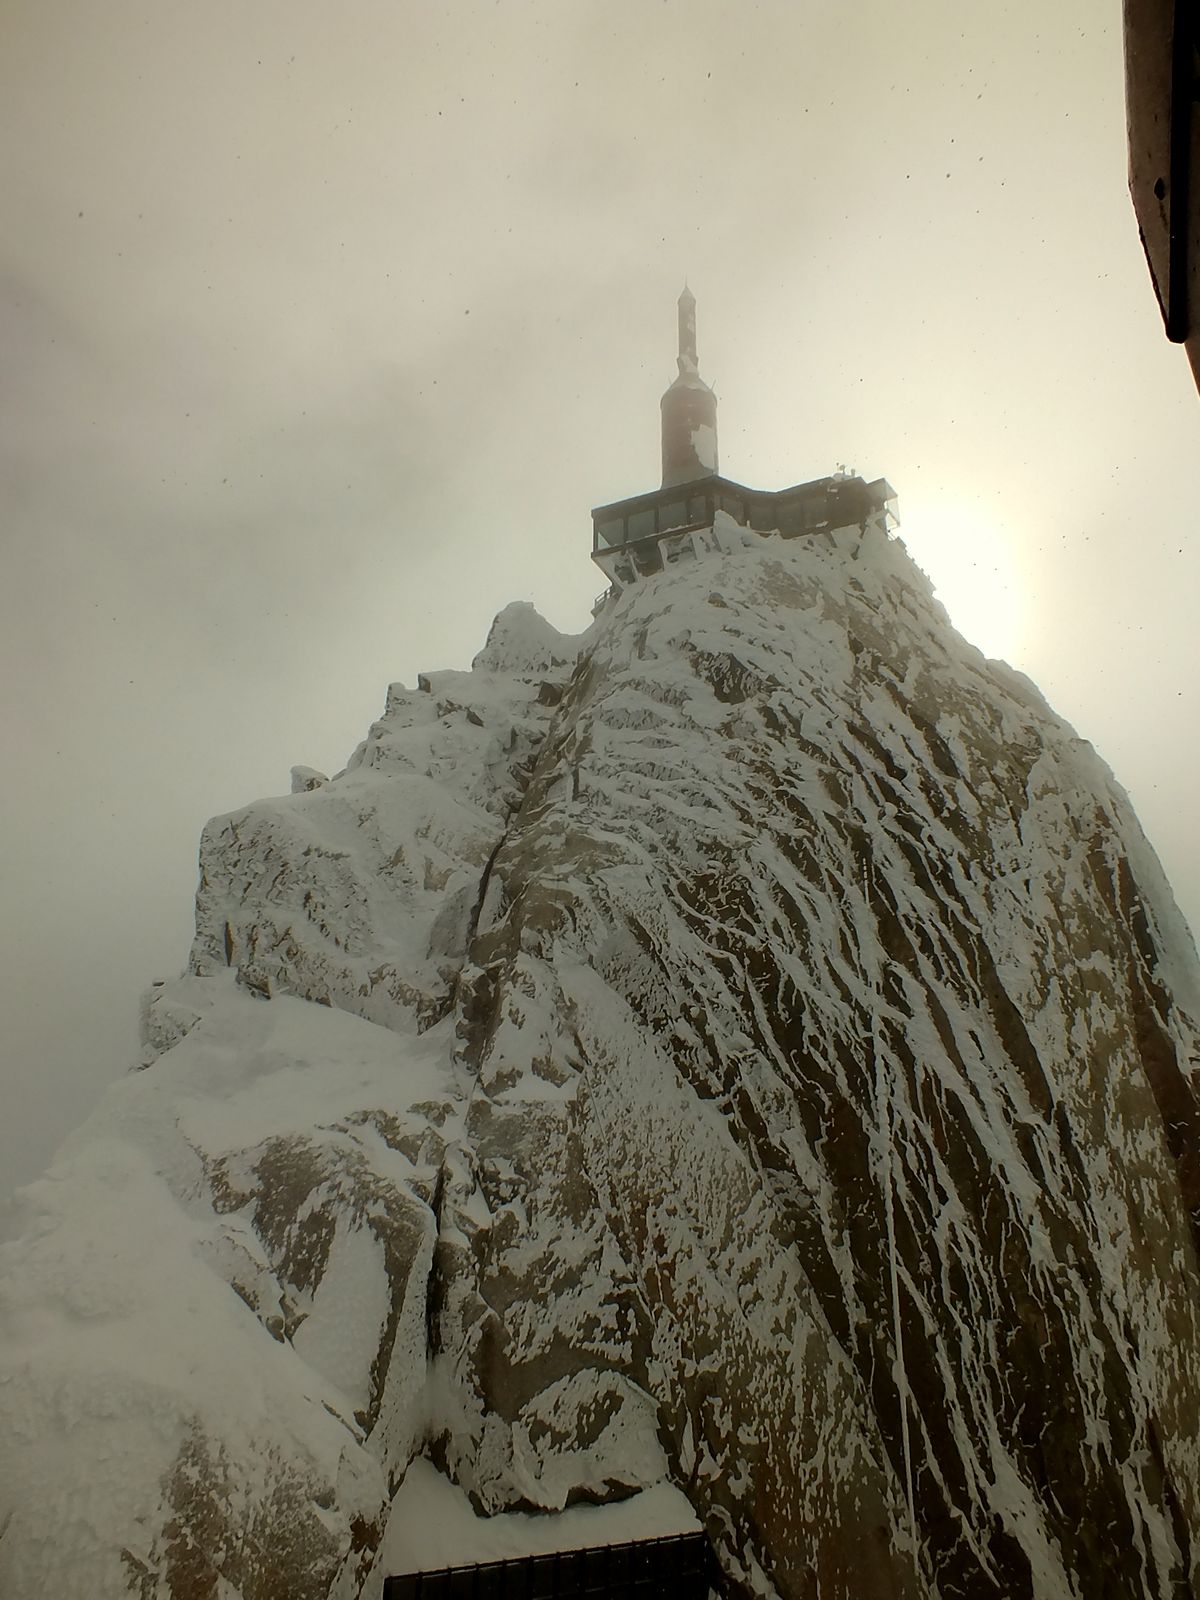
[{"left": 590, "top": 472, "right": 897, "bottom": 590}]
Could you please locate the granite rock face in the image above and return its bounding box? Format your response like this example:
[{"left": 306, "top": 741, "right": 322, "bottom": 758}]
[
  {"left": 189, "top": 601, "right": 577, "bottom": 1031},
  {"left": 3, "top": 528, "right": 1199, "bottom": 1600}
]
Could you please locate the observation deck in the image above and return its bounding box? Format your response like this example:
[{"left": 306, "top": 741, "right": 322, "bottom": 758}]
[{"left": 590, "top": 470, "right": 898, "bottom": 591}]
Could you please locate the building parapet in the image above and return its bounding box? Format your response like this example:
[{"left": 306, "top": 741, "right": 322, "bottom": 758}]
[{"left": 590, "top": 471, "right": 897, "bottom": 590}]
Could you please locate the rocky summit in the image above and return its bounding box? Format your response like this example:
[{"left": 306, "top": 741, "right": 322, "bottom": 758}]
[{"left": 2, "top": 516, "right": 1199, "bottom": 1600}]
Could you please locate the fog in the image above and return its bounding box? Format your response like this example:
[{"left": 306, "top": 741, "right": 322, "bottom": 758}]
[{"left": 2, "top": 0, "right": 1197, "bottom": 1219}]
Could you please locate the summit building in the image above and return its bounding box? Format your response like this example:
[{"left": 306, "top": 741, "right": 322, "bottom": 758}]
[{"left": 591, "top": 289, "right": 897, "bottom": 591}]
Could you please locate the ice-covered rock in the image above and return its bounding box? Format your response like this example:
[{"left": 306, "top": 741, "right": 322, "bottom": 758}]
[
  {"left": 3, "top": 530, "right": 1199, "bottom": 1600},
  {"left": 292, "top": 765, "right": 329, "bottom": 794},
  {"left": 187, "top": 611, "right": 578, "bottom": 1034},
  {"left": 1, "top": 977, "right": 459, "bottom": 1599}
]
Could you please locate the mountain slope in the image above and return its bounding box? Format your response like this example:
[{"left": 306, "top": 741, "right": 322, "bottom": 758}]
[
  {"left": 2, "top": 519, "right": 1198, "bottom": 1599},
  {"left": 439, "top": 521, "right": 1200, "bottom": 1598}
]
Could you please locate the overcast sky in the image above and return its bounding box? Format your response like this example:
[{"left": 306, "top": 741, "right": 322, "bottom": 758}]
[{"left": 2, "top": 0, "right": 1197, "bottom": 1218}]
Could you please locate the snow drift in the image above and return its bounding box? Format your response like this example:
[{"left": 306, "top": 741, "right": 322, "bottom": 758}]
[{"left": 2, "top": 521, "right": 1199, "bottom": 1600}]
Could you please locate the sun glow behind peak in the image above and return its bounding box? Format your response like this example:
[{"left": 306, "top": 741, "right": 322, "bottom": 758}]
[{"left": 897, "top": 502, "right": 1028, "bottom": 668}]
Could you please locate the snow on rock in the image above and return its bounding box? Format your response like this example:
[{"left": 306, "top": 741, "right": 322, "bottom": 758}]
[
  {"left": 187, "top": 607, "right": 578, "bottom": 1033},
  {"left": 3, "top": 544, "right": 1200, "bottom": 1600},
  {"left": 470, "top": 600, "right": 580, "bottom": 677},
  {"left": 435, "top": 528, "right": 1200, "bottom": 1597},
  {"left": 292, "top": 765, "right": 330, "bottom": 793},
  {"left": 0, "top": 977, "right": 462, "bottom": 1599}
]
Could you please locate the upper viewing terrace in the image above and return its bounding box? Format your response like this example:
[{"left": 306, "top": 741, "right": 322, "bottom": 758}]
[{"left": 590, "top": 469, "right": 898, "bottom": 590}]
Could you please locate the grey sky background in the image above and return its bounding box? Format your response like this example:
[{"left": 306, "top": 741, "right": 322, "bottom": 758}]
[{"left": 2, "top": 0, "right": 1197, "bottom": 1220}]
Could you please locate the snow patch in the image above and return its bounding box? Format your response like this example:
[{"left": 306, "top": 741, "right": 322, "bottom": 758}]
[{"left": 376, "top": 1460, "right": 699, "bottom": 1585}]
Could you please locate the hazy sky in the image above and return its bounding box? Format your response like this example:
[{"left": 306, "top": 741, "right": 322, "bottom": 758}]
[{"left": 2, "top": 0, "right": 1197, "bottom": 1217}]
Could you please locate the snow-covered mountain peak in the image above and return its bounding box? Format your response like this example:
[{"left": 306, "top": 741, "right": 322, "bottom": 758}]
[
  {"left": 3, "top": 521, "right": 1199, "bottom": 1600},
  {"left": 470, "top": 599, "right": 583, "bottom": 677}
]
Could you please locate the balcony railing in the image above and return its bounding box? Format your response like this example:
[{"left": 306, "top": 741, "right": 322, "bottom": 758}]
[
  {"left": 383, "top": 1529, "right": 719, "bottom": 1599},
  {"left": 591, "top": 472, "right": 896, "bottom": 561}
]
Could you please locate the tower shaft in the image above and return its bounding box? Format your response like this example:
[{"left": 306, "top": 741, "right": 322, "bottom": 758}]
[{"left": 661, "top": 287, "right": 718, "bottom": 490}]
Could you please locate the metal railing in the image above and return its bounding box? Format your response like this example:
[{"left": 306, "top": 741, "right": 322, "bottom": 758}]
[{"left": 383, "top": 1529, "right": 718, "bottom": 1599}]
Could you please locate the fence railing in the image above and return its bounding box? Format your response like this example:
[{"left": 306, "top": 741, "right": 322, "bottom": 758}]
[{"left": 383, "top": 1528, "right": 718, "bottom": 1598}]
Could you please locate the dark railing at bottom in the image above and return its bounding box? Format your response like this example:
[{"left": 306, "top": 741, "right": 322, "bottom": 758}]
[{"left": 383, "top": 1529, "right": 717, "bottom": 1598}]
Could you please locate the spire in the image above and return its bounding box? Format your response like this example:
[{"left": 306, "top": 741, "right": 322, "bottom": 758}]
[
  {"left": 661, "top": 287, "right": 718, "bottom": 489},
  {"left": 677, "top": 284, "right": 698, "bottom": 373}
]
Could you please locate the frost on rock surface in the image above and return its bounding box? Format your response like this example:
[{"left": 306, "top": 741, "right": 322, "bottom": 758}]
[{"left": 3, "top": 536, "right": 1200, "bottom": 1600}]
